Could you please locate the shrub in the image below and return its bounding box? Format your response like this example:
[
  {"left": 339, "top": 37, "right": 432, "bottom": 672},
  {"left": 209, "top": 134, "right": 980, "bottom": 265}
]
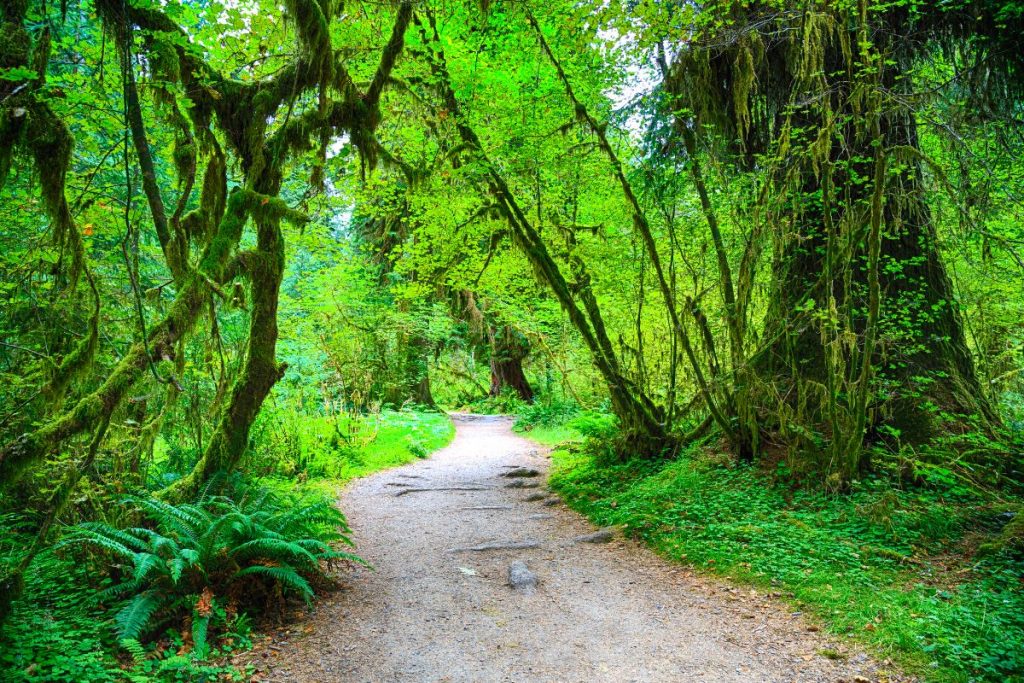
[
  {"left": 516, "top": 396, "right": 580, "bottom": 430},
  {"left": 58, "top": 484, "right": 361, "bottom": 648},
  {"left": 569, "top": 410, "right": 618, "bottom": 440}
]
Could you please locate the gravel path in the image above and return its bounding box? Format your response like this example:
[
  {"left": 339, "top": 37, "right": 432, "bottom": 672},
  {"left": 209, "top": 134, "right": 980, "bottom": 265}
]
[{"left": 243, "top": 414, "right": 909, "bottom": 683}]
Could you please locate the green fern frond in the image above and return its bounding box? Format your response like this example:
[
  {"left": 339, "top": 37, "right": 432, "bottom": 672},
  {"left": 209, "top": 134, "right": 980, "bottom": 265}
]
[
  {"left": 132, "top": 552, "right": 164, "bottom": 583},
  {"left": 57, "top": 527, "right": 136, "bottom": 560},
  {"left": 150, "top": 533, "right": 184, "bottom": 558},
  {"left": 79, "top": 523, "right": 152, "bottom": 552},
  {"left": 116, "top": 590, "right": 164, "bottom": 639},
  {"left": 179, "top": 547, "right": 201, "bottom": 567},
  {"left": 233, "top": 565, "right": 313, "bottom": 600},
  {"left": 318, "top": 548, "right": 370, "bottom": 566},
  {"left": 132, "top": 497, "right": 207, "bottom": 530},
  {"left": 191, "top": 614, "right": 210, "bottom": 659},
  {"left": 100, "top": 578, "right": 144, "bottom": 601},
  {"left": 231, "top": 538, "right": 318, "bottom": 567},
  {"left": 168, "top": 556, "right": 186, "bottom": 584},
  {"left": 119, "top": 637, "right": 147, "bottom": 665}
]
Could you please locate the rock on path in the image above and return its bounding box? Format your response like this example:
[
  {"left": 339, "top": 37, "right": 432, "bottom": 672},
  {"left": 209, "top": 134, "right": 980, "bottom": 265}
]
[{"left": 241, "top": 413, "right": 911, "bottom": 683}]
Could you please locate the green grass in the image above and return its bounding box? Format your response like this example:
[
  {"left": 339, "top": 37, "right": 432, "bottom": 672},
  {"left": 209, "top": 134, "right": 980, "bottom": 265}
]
[
  {"left": 514, "top": 422, "right": 584, "bottom": 447},
  {"left": 534, "top": 433, "right": 1024, "bottom": 683},
  {"left": 250, "top": 408, "right": 455, "bottom": 491},
  {"left": 352, "top": 410, "right": 455, "bottom": 473}
]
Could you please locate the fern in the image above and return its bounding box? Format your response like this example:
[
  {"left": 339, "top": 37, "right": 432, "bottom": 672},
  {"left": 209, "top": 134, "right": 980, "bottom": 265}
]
[
  {"left": 132, "top": 552, "right": 163, "bottom": 584},
  {"left": 230, "top": 538, "right": 319, "bottom": 567},
  {"left": 119, "top": 637, "right": 147, "bottom": 666},
  {"left": 191, "top": 613, "right": 210, "bottom": 659},
  {"left": 116, "top": 591, "right": 162, "bottom": 639},
  {"left": 56, "top": 526, "right": 135, "bottom": 559},
  {"left": 61, "top": 481, "right": 360, "bottom": 645},
  {"left": 234, "top": 565, "right": 313, "bottom": 600}
]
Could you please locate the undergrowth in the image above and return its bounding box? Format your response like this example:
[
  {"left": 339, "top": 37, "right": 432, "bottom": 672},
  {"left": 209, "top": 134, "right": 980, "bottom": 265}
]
[
  {"left": 245, "top": 408, "right": 454, "bottom": 485},
  {"left": 539, "top": 422, "right": 1024, "bottom": 683},
  {"left": 0, "top": 409, "right": 454, "bottom": 682}
]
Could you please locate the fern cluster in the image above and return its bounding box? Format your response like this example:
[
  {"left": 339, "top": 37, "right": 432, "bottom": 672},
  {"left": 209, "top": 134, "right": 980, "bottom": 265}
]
[{"left": 57, "top": 485, "right": 360, "bottom": 652}]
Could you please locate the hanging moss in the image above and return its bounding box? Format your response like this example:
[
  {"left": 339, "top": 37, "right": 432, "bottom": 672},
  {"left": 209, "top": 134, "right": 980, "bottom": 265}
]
[
  {"left": 284, "top": 0, "right": 333, "bottom": 81},
  {"left": 1, "top": 23, "right": 33, "bottom": 187},
  {"left": 2, "top": 0, "right": 415, "bottom": 500},
  {"left": 0, "top": 108, "right": 23, "bottom": 189},
  {"left": 41, "top": 273, "right": 101, "bottom": 406},
  {"left": 26, "top": 103, "right": 83, "bottom": 286},
  {"left": 181, "top": 146, "right": 226, "bottom": 241}
]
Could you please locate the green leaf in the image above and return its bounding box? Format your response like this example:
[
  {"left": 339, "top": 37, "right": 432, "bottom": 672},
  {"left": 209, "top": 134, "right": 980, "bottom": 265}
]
[{"left": 115, "top": 591, "right": 163, "bottom": 639}]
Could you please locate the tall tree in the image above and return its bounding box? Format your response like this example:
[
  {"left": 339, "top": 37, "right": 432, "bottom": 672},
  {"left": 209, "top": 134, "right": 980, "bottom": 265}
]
[{"left": 662, "top": 0, "right": 1021, "bottom": 475}]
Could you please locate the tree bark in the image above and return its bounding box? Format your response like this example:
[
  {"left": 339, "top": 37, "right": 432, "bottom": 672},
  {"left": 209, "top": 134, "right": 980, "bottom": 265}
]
[
  {"left": 489, "top": 325, "right": 533, "bottom": 403},
  {"left": 665, "top": 5, "right": 997, "bottom": 471},
  {"left": 757, "top": 65, "right": 993, "bottom": 452}
]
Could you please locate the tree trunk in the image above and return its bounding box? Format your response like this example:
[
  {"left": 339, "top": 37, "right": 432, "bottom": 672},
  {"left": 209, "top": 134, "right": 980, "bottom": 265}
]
[
  {"left": 403, "top": 331, "right": 436, "bottom": 408},
  {"left": 489, "top": 325, "right": 533, "bottom": 403},
  {"left": 755, "top": 49, "right": 993, "bottom": 456},
  {"left": 667, "top": 7, "right": 996, "bottom": 470},
  {"left": 162, "top": 210, "right": 287, "bottom": 501}
]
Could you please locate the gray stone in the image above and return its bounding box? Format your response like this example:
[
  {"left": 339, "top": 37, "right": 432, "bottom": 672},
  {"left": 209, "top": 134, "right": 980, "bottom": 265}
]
[
  {"left": 501, "top": 467, "right": 540, "bottom": 478},
  {"left": 574, "top": 528, "right": 616, "bottom": 544},
  {"left": 507, "top": 560, "right": 538, "bottom": 593}
]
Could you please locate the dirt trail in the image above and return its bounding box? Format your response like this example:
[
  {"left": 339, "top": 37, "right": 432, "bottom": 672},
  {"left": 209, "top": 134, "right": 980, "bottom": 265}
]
[{"left": 246, "top": 414, "right": 906, "bottom": 682}]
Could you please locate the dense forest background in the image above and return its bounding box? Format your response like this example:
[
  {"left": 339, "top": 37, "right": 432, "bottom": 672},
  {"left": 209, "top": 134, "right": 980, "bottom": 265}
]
[{"left": 1, "top": 0, "right": 1023, "bottom": 680}]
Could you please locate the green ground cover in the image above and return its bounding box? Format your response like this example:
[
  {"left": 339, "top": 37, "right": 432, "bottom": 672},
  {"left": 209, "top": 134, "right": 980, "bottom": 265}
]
[{"left": 523, "top": 419, "right": 1023, "bottom": 683}]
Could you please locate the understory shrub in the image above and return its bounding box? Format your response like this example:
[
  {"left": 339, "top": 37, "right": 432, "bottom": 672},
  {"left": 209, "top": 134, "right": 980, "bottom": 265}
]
[
  {"left": 516, "top": 396, "right": 580, "bottom": 430},
  {"left": 57, "top": 483, "right": 360, "bottom": 648}
]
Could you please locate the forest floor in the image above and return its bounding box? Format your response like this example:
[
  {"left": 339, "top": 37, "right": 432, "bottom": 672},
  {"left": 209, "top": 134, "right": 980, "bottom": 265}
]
[{"left": 237, "top": 414, "right": 910, "bottom": 683}]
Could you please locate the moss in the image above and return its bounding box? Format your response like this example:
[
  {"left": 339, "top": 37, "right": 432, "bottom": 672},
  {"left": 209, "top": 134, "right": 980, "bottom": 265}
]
[
  {"left": 0, "top": 22, "right": 30, "bottom": 68},
  {"left": 41, "top": 273, "right": 101, "bottom": 406},
  {"left": 147, "top": 34, "right": 181, "bottom": 85},
  {"left": 284, "top": 0, "right": 332, "bottom": 70},
  {"left": 0, "top": 107, "right": 24, "bottom": 189},
  {"left": 1, "top": 0, "right": 27, "bottom": 22}
]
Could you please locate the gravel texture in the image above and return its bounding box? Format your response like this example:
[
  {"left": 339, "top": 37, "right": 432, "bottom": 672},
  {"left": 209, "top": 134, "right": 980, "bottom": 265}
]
[{"left": 240, "top": 414, "right": 911, "bottom": 683}]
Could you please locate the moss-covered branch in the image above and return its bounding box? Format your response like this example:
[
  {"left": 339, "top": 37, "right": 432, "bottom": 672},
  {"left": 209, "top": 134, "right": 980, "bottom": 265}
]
[{"left": 0, "top": 189, "right": 285, "bottom": 488}]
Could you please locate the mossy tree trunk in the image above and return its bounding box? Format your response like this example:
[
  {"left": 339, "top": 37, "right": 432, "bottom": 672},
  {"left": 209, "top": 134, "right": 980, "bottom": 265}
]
[
  {"left": 489, "top": 325, "right": 533, "bottom": 403},
  {"left": 759, "top": 101, "right": 992, "bottom": 449},
  {"left": 666, "top": 3, "right": 1000, "bottom": 476},
  {"left": 162, "top": 211, "right": 287, "bottom": 500},
  {"left": 390, "top": 329, "right": 436, "bottom": 409}
]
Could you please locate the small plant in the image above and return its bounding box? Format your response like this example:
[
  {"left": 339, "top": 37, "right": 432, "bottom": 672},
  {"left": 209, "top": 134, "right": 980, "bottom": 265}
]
[
  {"left": 569, "top": 411, "right": 619, "bottom": 440},
  {"left": 516, "top": 396, "right": 580, "bottom": 430},
  {"left": 58, "top": 484, "right": 361, "bottom": 648},
  {"left": 406, "top": 436, "right": 429, "bottom": 458}
]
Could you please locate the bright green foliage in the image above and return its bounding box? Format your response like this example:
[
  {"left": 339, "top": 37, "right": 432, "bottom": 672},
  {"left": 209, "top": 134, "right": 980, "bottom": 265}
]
[
  {"left": 247, "top": 409, "right": 454, "bottom": 482},
  {"left": 1, "top": 0, "right": 1023, "bottom": 678},
  {"left": 0, "top": 547, "right": 121, "bottom": 682}
]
